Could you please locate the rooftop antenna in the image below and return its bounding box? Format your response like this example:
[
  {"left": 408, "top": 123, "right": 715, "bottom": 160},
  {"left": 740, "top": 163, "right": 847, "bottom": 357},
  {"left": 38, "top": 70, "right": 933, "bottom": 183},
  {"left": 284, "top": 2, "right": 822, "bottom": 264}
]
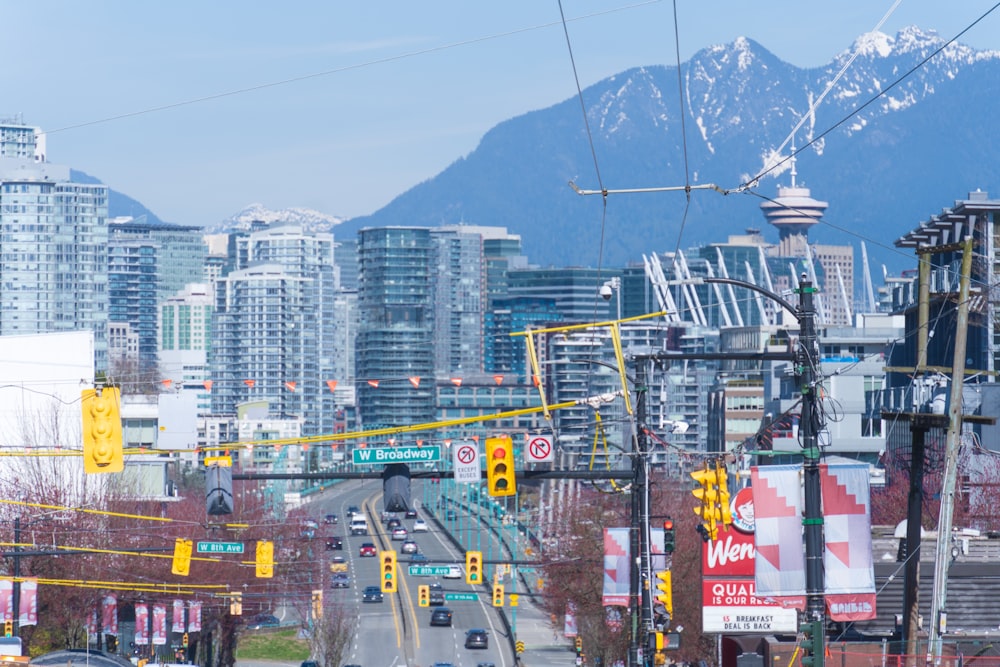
[{"left": 789, "top": 143, "right": 798, "bottom": 188}]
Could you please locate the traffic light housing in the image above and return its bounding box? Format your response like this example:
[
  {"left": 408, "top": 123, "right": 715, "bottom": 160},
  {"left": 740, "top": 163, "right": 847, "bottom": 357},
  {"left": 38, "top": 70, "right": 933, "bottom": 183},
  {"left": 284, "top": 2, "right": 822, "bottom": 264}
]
[
  {"left": 171, "top": 538, "right": 193, "bottom": 576},
  {"left": 655, "top": 570, "right": 673, "bottom": 616},
  {"left": 575, "top": 636, "right": 583, "bottom": 654},
  {"left": 485, "top": 435, "right": 516, "bottom": 497},
  {"left": 492, "top": 584, "right": 504, "bottom": 607},
  {"left": 691, "top": 465, "right": 720, "bottom": 541},
  {"left": 663, "top": 518, "right": 675, "bottom": 554},
  {"left": 418, "top": 584, "right": 430, "bottom": 607},
  {"left": 716, "top": 460, "right": 733, "bottom": 527},
  {"left": 466, "top": 550, "right": 483, "bottom": 584},
  {"left": 311, "top": 589, "right": 323, "bottom": 618},
  {"left": 229, "top": 593, "right": 242, "bottom": 616},
  {"left": 381, "top": 550, "right": 398, "bottom": 593},
  {"left": 799, "top": 620, "right": 824, "bottom": 667},
  {"left": 3, "top": 621, "right": 10, "bottom": 637},
  {"left": 255, "top": 540, "right": 274, "bottom": 578},
  {"left": 81, "top": 387, "right": 123, "bottom": 473}
]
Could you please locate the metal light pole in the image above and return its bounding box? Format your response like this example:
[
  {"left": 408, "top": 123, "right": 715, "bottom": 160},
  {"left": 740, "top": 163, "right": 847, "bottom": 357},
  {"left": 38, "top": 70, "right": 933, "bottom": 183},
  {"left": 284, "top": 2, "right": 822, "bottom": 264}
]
[{"left": 628, "top": 357, "right": 651, "bottom": 667}]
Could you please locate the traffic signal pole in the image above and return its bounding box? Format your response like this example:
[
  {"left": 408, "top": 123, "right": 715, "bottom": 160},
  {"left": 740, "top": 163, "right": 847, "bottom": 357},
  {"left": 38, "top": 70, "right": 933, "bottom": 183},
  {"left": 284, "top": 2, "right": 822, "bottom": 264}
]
[{"left": 628, "top": 357, "right": 652, "bottom": 667}]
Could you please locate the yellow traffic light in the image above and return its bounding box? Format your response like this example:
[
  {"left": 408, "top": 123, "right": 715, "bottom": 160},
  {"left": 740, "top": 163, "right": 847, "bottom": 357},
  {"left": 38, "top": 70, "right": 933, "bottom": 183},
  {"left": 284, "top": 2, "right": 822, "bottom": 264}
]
[
  {"left": 171, "top": 538, "right": 193, "bottom": 576},
  {"left": 229, "top": 593, "right": 242, "bottom": 616},
  {"left": 655, "top": 570, "right": 673, "bottom": 616},
  {"left": 485, "top": 435, "right": 516, "bottom": 497},
  {"left": 691, "top": 465, "right": 720, "bottom": 541},
  {"left": 380, "top": 550, "right": 398, "bottom": 593},
  {"left": 575, "top": 636, "right": 583, "bottom": 653},
  {"left": 466, "top": 550, "right": 483, "bottom": 585},
  {"left": 492, "top": 584, "right": 504, "bottom": 607},
  {"left": 716, "top": 460, "right": 733, "bottom": 527},
  {"left": 311, "top": 589, "right": 323, "bottom": 619},
  {"left": 3, "top": 620, "right": 11, "bottom": 637},
  {"left": 81, "top": 387, "right": 123, "bottom": 473},
  {"left": 418, "top": 584, "right": 430, "bottom": 607},
  {"left": 255, "top": 540, "right": 274, "bottom": 578}
]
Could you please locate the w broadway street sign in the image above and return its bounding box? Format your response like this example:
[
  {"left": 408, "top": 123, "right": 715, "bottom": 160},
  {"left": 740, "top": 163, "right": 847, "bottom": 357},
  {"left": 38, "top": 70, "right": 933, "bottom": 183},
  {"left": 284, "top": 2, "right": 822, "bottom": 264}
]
[{"left": 353, "top": 446, "right": 441, "bottom": 465}]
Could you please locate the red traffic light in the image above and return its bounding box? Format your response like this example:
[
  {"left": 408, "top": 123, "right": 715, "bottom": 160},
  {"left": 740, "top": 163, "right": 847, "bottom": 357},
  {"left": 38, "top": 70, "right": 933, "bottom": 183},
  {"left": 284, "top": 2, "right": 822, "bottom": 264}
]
[{"left": 663, "top": 519, "right": 674, "bottom": 530}]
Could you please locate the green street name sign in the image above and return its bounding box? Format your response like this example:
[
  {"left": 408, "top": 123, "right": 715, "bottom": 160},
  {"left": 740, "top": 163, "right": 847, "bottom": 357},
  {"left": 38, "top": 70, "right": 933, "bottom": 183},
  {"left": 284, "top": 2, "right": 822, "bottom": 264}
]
[
  {"left": 352, "top": 446, "right": 441, "bottom": 465},
  {"left": 197, "top": 541, "right": 245, "bottom": 554},
  {"left": 445, "top": 593, "right": 478, "bottom": 601},
  {"left": 408, "top": 566, "right": 453, "bottom": 576}
]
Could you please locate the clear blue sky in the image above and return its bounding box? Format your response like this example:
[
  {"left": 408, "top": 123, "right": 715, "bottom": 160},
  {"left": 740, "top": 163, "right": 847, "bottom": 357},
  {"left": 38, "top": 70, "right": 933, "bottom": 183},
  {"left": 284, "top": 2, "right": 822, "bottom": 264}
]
[{"left": 4, "top": 1, "right": 999, "bottom": 227}]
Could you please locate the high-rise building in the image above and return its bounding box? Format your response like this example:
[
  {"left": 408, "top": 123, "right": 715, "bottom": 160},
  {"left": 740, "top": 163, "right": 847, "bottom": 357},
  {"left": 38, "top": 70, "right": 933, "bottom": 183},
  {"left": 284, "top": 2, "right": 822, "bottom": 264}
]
[
  {"left": 431, "top": 227, "right": 486, "bottom": 375},
  {"left": 210, "top": 223, "right": 337, "bottom": 436},
  {"left": 0, "top": 157, "right": 109, "bottom": 368},
  {"left": 160, "top": 283, "right": 214, "bottom": 413},
  {"left": 0, "top": 117, "right": 45, "bottom": 161}
]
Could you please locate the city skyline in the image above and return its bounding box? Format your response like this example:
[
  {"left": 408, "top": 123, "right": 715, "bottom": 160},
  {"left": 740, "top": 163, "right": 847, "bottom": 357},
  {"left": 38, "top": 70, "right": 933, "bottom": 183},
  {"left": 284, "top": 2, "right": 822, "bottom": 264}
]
[{"left": 4, "top": 1, "right": 1000, "bottom": 231}]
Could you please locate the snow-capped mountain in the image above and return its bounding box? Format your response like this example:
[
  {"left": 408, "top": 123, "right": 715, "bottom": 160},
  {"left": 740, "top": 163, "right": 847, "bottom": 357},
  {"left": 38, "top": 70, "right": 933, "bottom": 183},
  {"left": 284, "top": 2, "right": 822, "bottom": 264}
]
[
  {"left": 201, "top": 203, "right": 345, "bottom": 234},
  {"left": 337, "top": 27, "right": 1000, "bottom": 273}
]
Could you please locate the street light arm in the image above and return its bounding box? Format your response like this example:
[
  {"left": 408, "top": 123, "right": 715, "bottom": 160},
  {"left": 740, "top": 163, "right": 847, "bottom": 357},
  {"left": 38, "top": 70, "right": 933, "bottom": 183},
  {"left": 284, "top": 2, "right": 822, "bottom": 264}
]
[{"left": 699, "top": 277, "right": 800, "bottom": 322}]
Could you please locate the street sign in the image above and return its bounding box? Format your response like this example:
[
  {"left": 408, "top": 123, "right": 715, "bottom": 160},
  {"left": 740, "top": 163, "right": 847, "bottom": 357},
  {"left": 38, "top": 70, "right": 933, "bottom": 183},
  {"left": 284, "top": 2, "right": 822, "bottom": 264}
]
[
  {"left": 352, "top": 446, "right": 440, "bottom": 465},
  {"left": 526, "top": 435, "right": 554, "bottom": 462},
  {"left": 408, "top": 566, "right": 453, "bottom": 576},
  {"left": 445, "top": 592, "right": 478, "bottom": 601},
  {"left": 452, "top": 441, "right": 481, "bottom": 483},
  {"left": 196, "top": 541, "right": 244, "bottom": 554}
]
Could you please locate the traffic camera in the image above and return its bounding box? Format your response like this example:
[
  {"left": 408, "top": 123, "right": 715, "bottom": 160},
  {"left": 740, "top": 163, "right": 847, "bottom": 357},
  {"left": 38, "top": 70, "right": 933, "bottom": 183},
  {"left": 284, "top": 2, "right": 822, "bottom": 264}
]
[
  {"left": 466, "top": 550, "right": 483, "bottom": 584},
  {"left": 485, "top": 435, "right": 516, "bottom": 497},
  {"left": 418, "top": 584, "right": 430, "bottom": 607},
  {"left": 380, "top": 550, "right": 398, "bottom": 593},
  {"left": 171, "top": 538, "right": 193, "bottom": 576},
  {"left": 81, "top": 387, "right": 123, "bottom": 473},
  {"left": 492, "top": 584, "right": 504, "bottom": 607}
]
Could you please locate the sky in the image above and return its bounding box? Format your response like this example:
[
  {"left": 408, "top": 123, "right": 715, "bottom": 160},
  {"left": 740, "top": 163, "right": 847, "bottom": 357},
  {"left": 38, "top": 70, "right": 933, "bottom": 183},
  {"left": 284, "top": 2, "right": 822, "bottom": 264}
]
[{"left": 4, "top": 1, "right": 1000, "bottom": 228}]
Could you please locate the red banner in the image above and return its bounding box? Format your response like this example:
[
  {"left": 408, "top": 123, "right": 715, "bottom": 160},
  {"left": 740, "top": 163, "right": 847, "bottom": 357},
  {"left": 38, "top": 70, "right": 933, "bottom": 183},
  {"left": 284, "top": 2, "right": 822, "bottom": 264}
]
[
  {"left": 0, "top": 580, "right": 11, "bottom": 622},
  {"left": 102, "top": 594, "right": 118, "bottom": 636},
  {"left": 152, "top": 605, "right": 167, "bottom": 645},
  {"left": 134, "top": 605, "right": 148, "bottom": 645},
  {"left": 172, "top": 600, "right": 185, "bottom": 633},
  {"left": 187, "top": 601, "right": 202, "bottom": 633},
  {"left": 18, "top": 578, "right": 37, "bottom": 626}
]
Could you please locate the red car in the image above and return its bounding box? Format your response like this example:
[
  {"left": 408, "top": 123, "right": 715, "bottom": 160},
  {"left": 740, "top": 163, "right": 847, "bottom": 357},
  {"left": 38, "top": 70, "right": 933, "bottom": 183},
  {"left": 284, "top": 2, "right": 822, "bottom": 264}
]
[{"left": 359, "top": 542, "right": 377, "bottom": 557}]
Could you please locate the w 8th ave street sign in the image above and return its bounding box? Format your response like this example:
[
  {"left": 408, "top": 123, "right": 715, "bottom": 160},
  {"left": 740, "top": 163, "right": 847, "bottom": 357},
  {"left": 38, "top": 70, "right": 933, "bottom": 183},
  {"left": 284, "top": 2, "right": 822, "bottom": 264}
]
[
  {"left": 197, "top": 541, "right": 244, "bottom": 554},
  {"left": 352, "top": 446, "right": 441, "bottom": 465}
]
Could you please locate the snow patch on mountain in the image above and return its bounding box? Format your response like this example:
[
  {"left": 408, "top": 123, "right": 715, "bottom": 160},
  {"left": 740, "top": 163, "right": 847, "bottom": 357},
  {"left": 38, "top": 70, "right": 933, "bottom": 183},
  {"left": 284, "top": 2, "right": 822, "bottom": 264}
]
[{"left": 204, "top": 203, "right": 345, "bottom": 234}]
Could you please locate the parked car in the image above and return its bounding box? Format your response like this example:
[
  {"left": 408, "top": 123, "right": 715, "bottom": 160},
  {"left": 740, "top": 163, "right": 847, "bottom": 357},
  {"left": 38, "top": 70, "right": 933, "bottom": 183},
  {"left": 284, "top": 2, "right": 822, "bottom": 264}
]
[
  {"left": 330, "top": 573, "right": 350, "bottom": 588},
  {"left": 359, "top": 542, "right": 377, "bottom": 557},
  {"left": 429, "top": 607, "right": 452, "bottom": 627},
  {"left": 412, "top": 519, "right": 429, "bottom": 532},
  {"left": 401, "top": 540, "right": 418, "bottom": 554},
  {"left": 323, "top": 514, "right": 338, "bottom": 525},
  {"left": 391, "top": 527, "right": 407, "bottom": 541},
  {"left": 362, "top": 585, "right": 384, "bottom": 603},
  {"left": 465, "top": 629, "right": 489, "bottom": 649},
  {"left": 245, "top": 614, "right": 280, "bottom": 629},
  {"left": 405, "top": 508, "right": 418, "bottom": 518},
  {"left": 325, "top": 536, "right": 343, "bottom": 551}
]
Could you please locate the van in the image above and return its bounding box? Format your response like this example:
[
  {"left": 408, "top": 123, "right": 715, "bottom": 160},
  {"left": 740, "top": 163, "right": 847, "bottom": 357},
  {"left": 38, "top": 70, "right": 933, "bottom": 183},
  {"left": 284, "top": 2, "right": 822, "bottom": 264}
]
[{"left": 349, "top": 516, "right": 368, "bottom": 535}]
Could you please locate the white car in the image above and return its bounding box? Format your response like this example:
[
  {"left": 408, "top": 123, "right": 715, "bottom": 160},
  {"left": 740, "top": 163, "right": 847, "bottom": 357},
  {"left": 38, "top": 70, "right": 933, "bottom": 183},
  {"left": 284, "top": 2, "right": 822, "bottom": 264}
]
[
  {"left": 443, "top": 565, "right": 463, "bottom": 580},
  {"left": 412, "top": 519, "right": 429, "bottom": 532}
]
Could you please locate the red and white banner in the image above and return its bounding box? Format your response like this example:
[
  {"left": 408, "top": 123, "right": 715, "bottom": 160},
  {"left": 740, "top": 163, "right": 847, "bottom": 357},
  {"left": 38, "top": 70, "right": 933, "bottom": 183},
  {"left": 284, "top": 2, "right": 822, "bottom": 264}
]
[
  {"left": 135, "top": 604, "right": 149, "bottom": 645},
  {"left": 602, "top": 527, "right": 630, "bottom": 607},
  {"left": 187, "top": 601, "right": 202, "bottom": 633},
  {"left": 102, "top": 594, "right": 118, "bottom": 636},
  {"left": 821, "top": 463, "right": 876, "bottom": 620},
  {"left": 87, "top": 609, "right": 99, "bottom": 635},
  {"left": 751, "top": 465, "right": 806, "bottom": 597},
  {"left": 152, "top": 605, "right": 167, "bottom": 645},
  {"left": 564, "top": 601, "right": 578, "bottom": 637},
  {"left": 18, "top": 578, "right": 37, "bottom": 626},
  {"left": 172, "top": 600, "right": 185, "bottom": 633},
  {"left": 0, "top": 580, "right": 12, "bottom": 622}
]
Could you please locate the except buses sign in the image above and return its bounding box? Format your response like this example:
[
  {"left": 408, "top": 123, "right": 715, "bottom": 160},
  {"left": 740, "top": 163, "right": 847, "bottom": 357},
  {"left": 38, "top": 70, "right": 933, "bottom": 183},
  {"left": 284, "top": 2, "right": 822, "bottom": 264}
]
[{"left": 352, "top": 446, "right": 441, "bottom": 465}]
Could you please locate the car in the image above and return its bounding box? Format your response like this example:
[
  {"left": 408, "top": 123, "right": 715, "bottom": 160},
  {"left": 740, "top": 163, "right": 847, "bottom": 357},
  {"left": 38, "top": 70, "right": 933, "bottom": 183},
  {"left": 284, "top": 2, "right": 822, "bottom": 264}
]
[
  {"left": 381, "top": 511, "right": 392, "bottom": 523},
  {"left": 303, "top": 519, "right": 319, "bottom": 529},
  {"left": 443, "top": 565, "right": 462, "bottom": 579},
  {"left": 323, "top": 514, "right": 338, "bottom": 525},
  {"left": 362, "top": 585, "right": 383, "bottom": 603},
  {"left": 476, "top": 663, "right": 496, "bottom": 667},
  {"left": 346, "top": 505, "right": 360, "bottom": 518},
  {"left": 428, "top": 583, "right": 445, "bottom": 606},
  {"left": 301, "top": 661, "right": 319, "bottom": 667},
  {"left": 386, "top": 517, "right": 402, "bottom": 530},
  {"left": 329, "top": 555, "right": 349, "bottom": 573},
  {"left": 301, "top": 528, "right": 316, "bottom": 539},
  {"left": 391, "top": 527, "right": 407, "bottom": 541},
  {"left": 465, "top": 629, "right": 489, "bottom": 649},
  {"left": 412, "top": 519, "right": 429, "bottom": 532},
  {"left": 410, "top": 553, "right": 429, "bottom": 563},
  {"left": 330, "top": 573, "right": 350, "bottom": 588},
  {"left": 429, "top": 607, "right": 452, "bottom": 627},
  {"left": 432, "top": 664, "right": 455, "bottom": 667},
  {"left": 359, "top": 542, "right": 377, "bottom": 557},
  {"left": 401, "top": 540, "right": 418, "bottom": 554},
  {"left": 325, "top": 536, "right": 343, "bottom": 551},
  {"left": 445, "top": 509, "right": 458, "bottom": 521},
  {"left": 405, "top": 508, "right": 418, "bottom": 518},
  {"left": 245, "top": 614, "right": 280, "bottom": 629}
]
